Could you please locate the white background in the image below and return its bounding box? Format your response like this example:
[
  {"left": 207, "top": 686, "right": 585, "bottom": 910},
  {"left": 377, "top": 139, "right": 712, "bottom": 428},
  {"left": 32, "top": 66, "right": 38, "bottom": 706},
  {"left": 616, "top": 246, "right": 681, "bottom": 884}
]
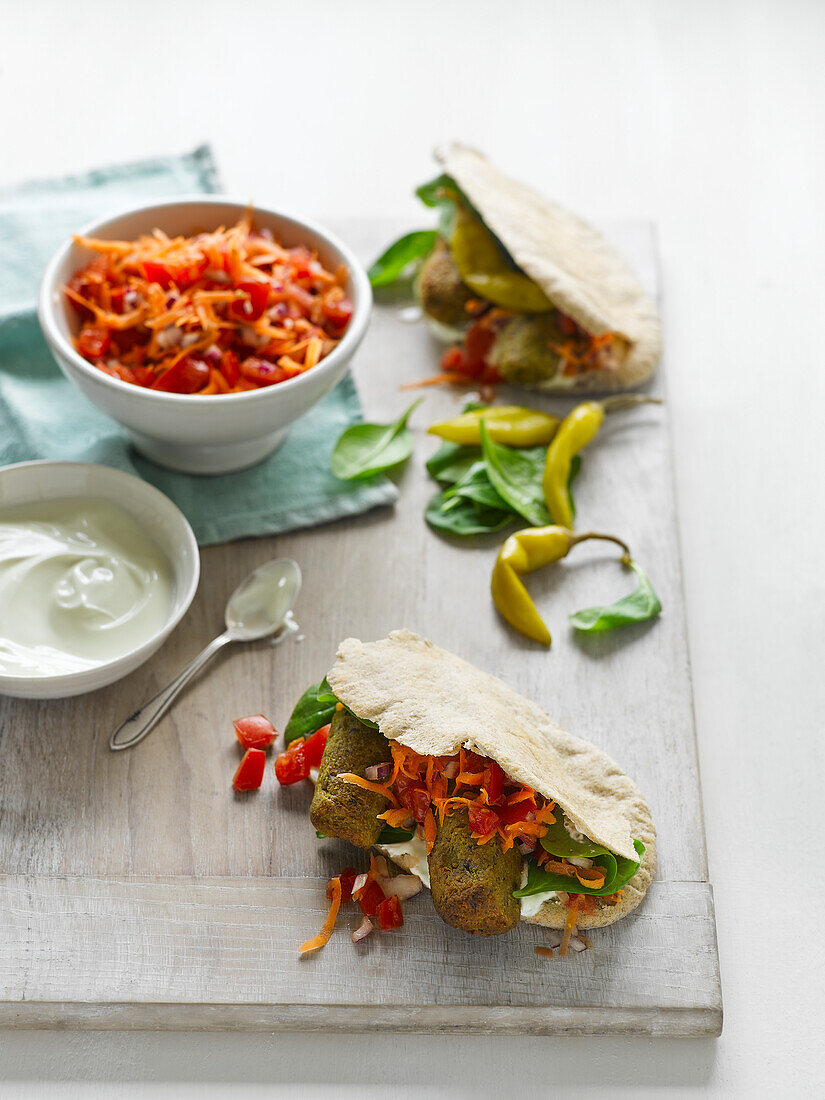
[{"left": 1, "top": 0, "right": 823, "bottom": 1095}]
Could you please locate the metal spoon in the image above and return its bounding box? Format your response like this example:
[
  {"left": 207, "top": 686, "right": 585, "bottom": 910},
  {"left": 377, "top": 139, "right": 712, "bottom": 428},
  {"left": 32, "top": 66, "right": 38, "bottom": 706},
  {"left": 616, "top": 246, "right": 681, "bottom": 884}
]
[{"left": 110, "top": 558, "right": 301, "bottom": 752}]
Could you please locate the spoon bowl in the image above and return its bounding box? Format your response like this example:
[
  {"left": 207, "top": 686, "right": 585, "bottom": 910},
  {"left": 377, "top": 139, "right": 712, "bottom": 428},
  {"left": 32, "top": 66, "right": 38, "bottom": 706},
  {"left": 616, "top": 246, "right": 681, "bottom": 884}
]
[{"left": 226, "top": 558, "right": 302, "bottom": 640}]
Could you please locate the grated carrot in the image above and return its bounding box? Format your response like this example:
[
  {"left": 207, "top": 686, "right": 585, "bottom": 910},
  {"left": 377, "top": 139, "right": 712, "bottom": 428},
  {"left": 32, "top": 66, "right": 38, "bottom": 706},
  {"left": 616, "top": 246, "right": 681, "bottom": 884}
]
[{"left": 299, "top": 876, "right": 341, "bottom": 956}]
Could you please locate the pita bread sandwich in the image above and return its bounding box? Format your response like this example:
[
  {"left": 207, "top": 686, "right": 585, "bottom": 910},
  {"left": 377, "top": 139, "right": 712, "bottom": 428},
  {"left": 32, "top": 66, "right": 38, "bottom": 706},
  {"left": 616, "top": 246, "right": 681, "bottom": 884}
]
[
  {"left": 303, "top": 630, "right": 655, "bottom": 943},
  {"left": 372, "top": 143, "right": 661, "bottom": 392}
]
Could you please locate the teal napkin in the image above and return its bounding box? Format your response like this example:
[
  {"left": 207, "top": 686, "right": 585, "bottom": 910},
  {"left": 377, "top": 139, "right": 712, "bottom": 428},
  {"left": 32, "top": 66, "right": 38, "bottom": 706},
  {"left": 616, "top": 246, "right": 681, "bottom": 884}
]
[{"left": 0, "top": 146, "right": 397, "bottom": 545}]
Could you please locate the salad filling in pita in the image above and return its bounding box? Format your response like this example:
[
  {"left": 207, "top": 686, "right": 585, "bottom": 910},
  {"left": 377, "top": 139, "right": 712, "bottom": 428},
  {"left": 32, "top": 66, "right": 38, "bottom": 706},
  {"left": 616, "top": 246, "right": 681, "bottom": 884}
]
[{"left": 304, "top": 630, "right": 656, "bottom": 940}]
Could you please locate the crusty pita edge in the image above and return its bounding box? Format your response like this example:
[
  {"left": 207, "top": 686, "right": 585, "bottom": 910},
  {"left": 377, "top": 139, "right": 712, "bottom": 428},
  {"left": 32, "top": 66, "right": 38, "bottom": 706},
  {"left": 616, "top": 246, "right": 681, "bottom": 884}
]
[
  {"left": 326, "top": 629, "right": 656, "bottom": 930},
  {"left": 434, "top": 142, "right": 662, "bottom": 393}
]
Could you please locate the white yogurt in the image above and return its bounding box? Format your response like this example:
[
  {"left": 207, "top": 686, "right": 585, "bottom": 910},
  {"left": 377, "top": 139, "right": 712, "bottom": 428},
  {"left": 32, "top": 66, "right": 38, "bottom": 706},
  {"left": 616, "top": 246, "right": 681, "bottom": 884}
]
[
  {"left": 380, "top": 835, "right": 431, "bottom": 888},
  {"left": 0, "top": 498, "right": 174, "bottom": 677},
  {"left": 518, "top": 864, "right": 557, "bottom": 918}
]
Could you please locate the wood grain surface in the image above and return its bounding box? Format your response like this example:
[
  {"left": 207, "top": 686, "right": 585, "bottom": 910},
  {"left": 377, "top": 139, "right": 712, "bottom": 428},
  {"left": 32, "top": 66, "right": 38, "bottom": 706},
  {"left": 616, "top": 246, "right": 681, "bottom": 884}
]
[{"left": 0, "top": 219, "right": 721, "bottom": 1034}]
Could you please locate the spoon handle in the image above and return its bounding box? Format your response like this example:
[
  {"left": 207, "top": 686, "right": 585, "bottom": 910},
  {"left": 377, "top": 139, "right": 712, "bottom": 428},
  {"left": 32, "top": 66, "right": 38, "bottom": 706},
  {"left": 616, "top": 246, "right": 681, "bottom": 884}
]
[{"left": 109, "top": 632, "right": 234, "bottom": 752}]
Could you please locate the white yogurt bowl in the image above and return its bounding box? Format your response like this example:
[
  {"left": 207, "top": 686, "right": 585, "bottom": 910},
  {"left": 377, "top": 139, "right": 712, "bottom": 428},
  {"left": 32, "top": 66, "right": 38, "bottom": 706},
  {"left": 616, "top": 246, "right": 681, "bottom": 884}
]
[
  {"left": 0, "top": 461, "right": 200, "bottom": 699},
  {"left": 38, "top": 197, "right": 372, "bottom": 474}
]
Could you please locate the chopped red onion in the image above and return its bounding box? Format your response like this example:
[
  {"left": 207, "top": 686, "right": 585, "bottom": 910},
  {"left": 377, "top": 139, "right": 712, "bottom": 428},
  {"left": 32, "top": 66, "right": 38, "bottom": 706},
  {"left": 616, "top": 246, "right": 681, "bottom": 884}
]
[
  {"left": 372, "top": 856, "right": 390, "bottom": 880},
  {"left": 203, "top": 344, "right": 223, "bottom": 367},
  {"left": 442, "top": 760, "right": 459, "bottom": 779},
  {"left": 365, "top": 762, "right": 391, "bottom": 782},
  {"left": 384, "top": 874, "right": 421, "bottom": 901},
  {"left": 352, "top": 916, "right": 373, "bottom": 943},
  {"left": 240, "top": 324, "right": 269, "bottom": 348},
  {"left": 203, "top": 269, "right": 231, "bottom": 284},
  {"left": 123, "top": 290, "right": 139, "bottom": 310},
  {"left": 568, "top": 938, "right": 588, "bottom": 954},
  {"left": 518, "top": 840, "right": 536, "bottom": 855},
  {"left": 157, "top": 325, "right": 182, "bottom": 349},
  {"left": 258, "top": 227, "right": 274, "bottom": 241},
  {"left": 544, "top": 931, "right": 563, "bottom": 949},
  {"left": 351, "top": 873, "right": 368, "bottom": 898},
  {"left": 181, "top": 332, "right": 200, "bottom": 348}
]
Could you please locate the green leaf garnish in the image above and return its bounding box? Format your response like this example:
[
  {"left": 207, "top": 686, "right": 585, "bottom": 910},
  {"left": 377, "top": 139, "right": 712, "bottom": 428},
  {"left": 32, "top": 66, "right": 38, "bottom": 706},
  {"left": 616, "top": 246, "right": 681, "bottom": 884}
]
[
  {"left": 377, "top": 824, "right": 415, "bottom": 844},
  {"left": 284, "top": 678, "right": 336, "bottom": 745},
  {"left": 513, "top": 839, "right": 645, "bottom": 898},
  {"left": 569, "top": 560, "right": 662, "bottom": 633},
  {"left": 443, "top": 460, "right": 512, "bottom": 512},
  {"left": 368, "top": 230, "right": 438, "bottom": 288},
  {"left": 330, "top": 400, "right": 422, "bottom": 481},
  {"left": 425, "top": 489, "right": 513, "bottom": 537},
  {"left": 539, "top": 813, "right": 611, "bottom": 860},
  {"left": 479, "top": 422, "right": 551, "bottom": 528}
]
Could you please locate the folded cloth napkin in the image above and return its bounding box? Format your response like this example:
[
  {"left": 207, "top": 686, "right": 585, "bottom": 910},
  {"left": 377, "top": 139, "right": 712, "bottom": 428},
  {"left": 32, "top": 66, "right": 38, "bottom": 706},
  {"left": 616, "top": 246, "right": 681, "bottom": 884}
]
[{"left": 0, "top": 145, "right": 396, "bottom": 545}]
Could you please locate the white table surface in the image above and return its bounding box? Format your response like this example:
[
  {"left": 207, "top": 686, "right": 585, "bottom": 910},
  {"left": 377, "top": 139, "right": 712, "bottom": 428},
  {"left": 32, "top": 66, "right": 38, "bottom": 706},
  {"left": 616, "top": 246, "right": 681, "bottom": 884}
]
[{"left": 1, "top": 0, "right": 822, "bottom": 1095}]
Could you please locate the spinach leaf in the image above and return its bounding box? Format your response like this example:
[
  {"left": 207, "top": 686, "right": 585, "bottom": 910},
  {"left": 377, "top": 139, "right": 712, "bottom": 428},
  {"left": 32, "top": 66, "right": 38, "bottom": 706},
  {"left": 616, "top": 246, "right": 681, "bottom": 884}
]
[
  {"left": 425, "top": 489, "right": 513, "bottom": 536},
  {"left": 425, "top": 402, "right": 489, "bottom": 484},
  {"left": 569, "top": 560, "right": 662, "bottom": 633},
  {"left": 368, "top": 230, "right": 438, "bottom": 288},
  {"left": 377, "top": 824, "right": 415, "bottom": 844},
  {"left": 513, "top": 839, "right": 645, "bottom": 898},
  {"left": 416, "top": 174, "right": 457, "bottom": 208},
  {"left": 284, "top": 678, "right": 337, "bottom": 745},
  {"left": 539, "top": 813, "right": 612, "bottom": 860},
  {"left": 426, "top": 441, "right": 482, "bottom": 485},
  {"left": 331, "top": 399, "right": 422, "bottom": 481},
  {"left": 479, "top": 423, "right": 551, "bottom": 528},
  {"left": 443, "top": 461, "right": 512, "bottom": 512}
]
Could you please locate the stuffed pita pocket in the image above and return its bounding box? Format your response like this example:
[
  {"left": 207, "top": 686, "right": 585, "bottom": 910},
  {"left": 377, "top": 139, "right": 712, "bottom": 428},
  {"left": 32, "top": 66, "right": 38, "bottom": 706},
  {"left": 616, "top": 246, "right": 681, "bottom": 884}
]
[
  {"left": 304, "top": 630, "right": 655, "bottom": 938},
  {"left": 370, "top": 143, "right": 661, "bottom": 393}
]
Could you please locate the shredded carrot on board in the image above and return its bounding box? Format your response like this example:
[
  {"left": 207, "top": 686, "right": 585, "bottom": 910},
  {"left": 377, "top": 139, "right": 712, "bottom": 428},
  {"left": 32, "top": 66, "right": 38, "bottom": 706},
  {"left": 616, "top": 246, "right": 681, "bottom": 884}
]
[
  {"left": 559, "top": 895, "right": 580, "bottom": 957},
  {"left": 299, "top": 876, "right": 342, "bottom": 956},
  {"left": 534, "top": 946, "right": 555, "bottom": 958}
]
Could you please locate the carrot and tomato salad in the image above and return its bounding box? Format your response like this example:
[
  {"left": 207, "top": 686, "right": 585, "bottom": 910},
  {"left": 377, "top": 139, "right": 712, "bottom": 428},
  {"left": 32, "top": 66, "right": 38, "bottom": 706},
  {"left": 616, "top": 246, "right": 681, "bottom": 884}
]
[{"left": 64, "top": 214, "right": 353, "bottom": 395}]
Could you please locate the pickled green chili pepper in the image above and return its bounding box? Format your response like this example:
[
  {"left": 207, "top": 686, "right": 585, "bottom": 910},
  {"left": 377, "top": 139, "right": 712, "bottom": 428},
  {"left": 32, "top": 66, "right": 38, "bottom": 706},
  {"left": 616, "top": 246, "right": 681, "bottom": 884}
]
[
  {"left": 491, "top": 526, "right": 631, "bottom": 646},
  {"left": 428, "top": 405, "right": 560, "bottom": 448},
  {"left": 542, "top": 395, "right": 663, "bottom": 528}
]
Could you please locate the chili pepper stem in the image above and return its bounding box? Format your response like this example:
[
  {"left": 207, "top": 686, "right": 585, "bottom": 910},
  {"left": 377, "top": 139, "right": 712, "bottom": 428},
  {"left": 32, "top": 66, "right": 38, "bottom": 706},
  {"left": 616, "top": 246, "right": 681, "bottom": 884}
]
[
  {"left": 601, "top": 395, "right": 663, "bottom": 414},
  {"left": 569, "top": 532, "right": 633, "bottom": 558}
]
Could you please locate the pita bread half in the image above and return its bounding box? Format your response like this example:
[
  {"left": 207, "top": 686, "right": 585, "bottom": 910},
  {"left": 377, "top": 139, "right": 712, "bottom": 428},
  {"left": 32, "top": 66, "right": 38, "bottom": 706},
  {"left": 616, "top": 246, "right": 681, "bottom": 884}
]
[
  {"left": 434, "top": 142, "right": 662, "bottom": 392},
  {"left": 326, "top": 630, "right": 656, "bottom": 929}
]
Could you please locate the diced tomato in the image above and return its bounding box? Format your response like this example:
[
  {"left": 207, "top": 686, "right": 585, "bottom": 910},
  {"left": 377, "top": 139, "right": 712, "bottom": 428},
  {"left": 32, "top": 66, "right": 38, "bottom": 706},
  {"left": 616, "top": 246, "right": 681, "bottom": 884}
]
[
  {"left": 132, "top": 367, "right": 156, "bottom": 387},
  {"left": 228, "top": 280, "right": 270, "bottom": 322},
  {"left": 140, "top": 261, "right": 177, "bottom": 289},
  {"left": 464, "top": 320, "right": 496, "bottom": 368},
  {"left": 440, "top": 345, "right": 477, "bottom": 377},
  {"left": 357, "top": 878, "right": 386, "bottom": 918},
  {"left": 321, "top": 294, "right": 353, "bottom": 329},
  {"left": 395, "top": 775, "right": 431, "bottom": 824},
  {"left": 233, "top": 748, "right": 266, "bottom": 791},
  {"left": 468, "top": 804, "right": 500, "bottom": 837},
  {"left": 499, "top": 797, "right": 537, "bottom": 825},
  {"left": 375, "top": 894, "right": 404, "bottom": 931},
  {"left": 233, "top": 714, "right": 278, "bottom": 750},
  {"left": 152, "top": 355, "right": 210, "bottom": 394},
  {"left": 558, "top": 312, "right": 580, "bottom": 336},
  {"left": 334, "top": 866, "right": 359, "bottom": 903},
  {"left": 108, "top": 286, "right": 126, "bottom": 314},
  {"left": 303, "top": 724, "right": 330, "bottom": 768},
  {"left": 76, "top": 324, "right": 111, "bottom": 360},
  {"left": 483, "top": 761, "right": 505, "bottom": 805},
  {"left": 220, "top": 349, "right": 241, "bottom": 386},
  {"left": 274, "top": 740, "right": 309, "bottom": 785},
  {"left": 99, "top": 362, "right": 136, "bottom": 385},
  {"left": 240, "top": 357, "right": 290, "bottom": 387}
]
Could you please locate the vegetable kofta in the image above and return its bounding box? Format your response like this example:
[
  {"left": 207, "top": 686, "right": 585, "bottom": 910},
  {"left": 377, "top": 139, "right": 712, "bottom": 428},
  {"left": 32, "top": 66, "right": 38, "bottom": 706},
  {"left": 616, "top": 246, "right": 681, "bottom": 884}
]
[{"left": 309, "top": 708, "right": 391, "bottom": 848}]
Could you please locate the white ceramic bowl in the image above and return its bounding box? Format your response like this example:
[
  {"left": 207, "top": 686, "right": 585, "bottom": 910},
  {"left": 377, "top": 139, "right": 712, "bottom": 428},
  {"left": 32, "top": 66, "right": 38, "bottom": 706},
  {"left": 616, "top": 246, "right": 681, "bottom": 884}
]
[
  {"left": 38, "top": 197, "right": 372, "bottom": 474},
  {"left": 0, "top": 461, "right": 200, "bottom": 699}
]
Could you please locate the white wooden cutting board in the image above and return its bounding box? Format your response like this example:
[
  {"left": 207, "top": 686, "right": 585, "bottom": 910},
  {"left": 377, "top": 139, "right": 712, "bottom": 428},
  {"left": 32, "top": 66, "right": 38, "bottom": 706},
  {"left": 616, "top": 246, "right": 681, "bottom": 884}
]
[{"left": 0, "top": 219, "right": 721, "bottom": 1035}]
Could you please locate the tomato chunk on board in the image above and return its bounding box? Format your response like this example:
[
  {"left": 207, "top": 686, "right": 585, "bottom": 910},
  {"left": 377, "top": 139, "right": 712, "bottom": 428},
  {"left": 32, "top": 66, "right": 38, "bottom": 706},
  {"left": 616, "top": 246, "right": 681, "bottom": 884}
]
[
  {"left": 232, "top": 748, "right": 267, "bottom": 791},
  {"left": 233, "top": 715, "right": 278, "bottom": 750},
  {"left": 356, "top": 878, "right": 386, "bottom": 918},
  {"left": 376, "top": 895, "right": 404, "bottom": 931},
  {"left": 274, "top": 741, "right": 309, "bottom": 785}
]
